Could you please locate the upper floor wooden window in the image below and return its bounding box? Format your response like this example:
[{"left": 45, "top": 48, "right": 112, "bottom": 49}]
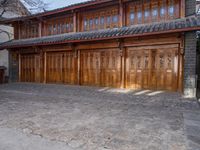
[
  {"left": 20, "top": 22, "right": 39, "bottom": 39},
  {"left": 81, "top": 6, "right": 119, "bottom": 31},
  {"left": 127, "top": 0, "right": 180, "bottom": 26},
  {"left": 152, "top": 1, "right": 158, "bottom": 22},
  {"left": 45, "top": 16, "right": 73, "bottom": 36},
  {"left": 168, "top": 0, "right": 175, "bottom": 17},
  {"left": 130, "top": 11, "right": 135, "bottom": 23}
]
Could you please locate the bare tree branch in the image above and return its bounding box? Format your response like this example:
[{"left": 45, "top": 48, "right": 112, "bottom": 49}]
[
  {"left": 0, "top": 9, "right": 6, "bottom": 17},
  {"left": 0, "top": 0, "right": 48, "bottom": 17},
  {"left": 0, "top": 28, "right": 13, "bottom": 40}
]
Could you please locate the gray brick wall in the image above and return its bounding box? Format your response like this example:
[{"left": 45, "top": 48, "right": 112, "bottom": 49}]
[
  {"left": 184, "top": 0, "right": 197, "bottom": 98},
  {"left": 9, "top": 51, "right": 19, "bottom": 82},
  {"left": 184, "top": 31, "right": 197, "bottom": 98},
  {"left": 185, "top": 0, "right": 196, "bottom": 16}
]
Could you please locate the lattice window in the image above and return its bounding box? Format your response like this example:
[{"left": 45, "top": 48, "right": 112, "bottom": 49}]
[
  {"left": 168, "top": 0, "right": 175, "bottom": 17},
  {"left": 144, "top": 2, "right": 150, "bottom": 23},
  {"left": 160, "top": 0, "right": 166, "bottom": 20},
  {"left": 152, "top": 1, "right": 158, "bottom": 22},
  {"left": 127, "top": 0, "right": 180, "bottom": 26},
  {"left": 130, "top": 11, "right": 135, "bottom": 24},
  {"left": 137, "top": 5, "right": 143, "bottom": 24},
  {"left": 82, "top": 6, "right": 119, "bottom": 31}
]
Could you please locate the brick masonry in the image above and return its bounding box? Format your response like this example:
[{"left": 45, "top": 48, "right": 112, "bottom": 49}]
[
  {"left": 184, "top": 32, "right": 197, "bottom": 98},
  {"left": 184, "top": 0, "right": 197, "bottom": 98},
  {"left": 185, "top": 0, "right": 196, "bottom": 16}
]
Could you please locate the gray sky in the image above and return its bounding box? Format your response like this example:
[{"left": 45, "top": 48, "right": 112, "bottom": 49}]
[
  {"left": 44, "top": 0, "right": 88, "bottom": 10},
  {"left": 21, "top": 0, "right": 88, "bottom": 13}
]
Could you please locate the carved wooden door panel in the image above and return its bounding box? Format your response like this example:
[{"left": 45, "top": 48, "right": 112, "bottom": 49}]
[
  {"left": 46, "top": 51, "right": 75, "bottom": 84},
  {"left": 165, "top": 48, "right": 178, "bottom": 91},
  {"left": 63, "top": 52, "right": 76, "bottom": 84},
  {"left": 126, "top": 49, "right": 150, "bottom": 89},
  {"left": 126, "top": 46, "right": 178, "bottom": 91},
  {"left": 142, "top": 50, "right": 151, "bottom": 89},
  {"left": 126, "top": 49, "right": 137, "bottom": 89},
  {"left": 34, "top": 55, "right": 41, "bottom": 83},
  {"left": 46, "top": 52, "right": 63, "bottom": 83},
  {"left": 80, "top": 51, "right": 101, "bottom": 86},
  {"left": 134, "top": 50, "right": 143, "bottom": 89},
  {"left": 154, "top": 50, "right": 166, "bottom": 90},
  {"left": 100, "top": 50, "right": 121, "bottom": 88},
  {"left": 21, "top": 54, "right": 41, "bottom": 83},
  {"left": 149, "top": 50, "right": 157, "bottom": 90},
  {"left": 154, "top": 48, "right": 178, "bottom": 91}
]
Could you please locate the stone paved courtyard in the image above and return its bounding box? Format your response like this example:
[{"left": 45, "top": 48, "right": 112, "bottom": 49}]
[{"left": 0, "top": 83, "right": 200, "bottom": 150}]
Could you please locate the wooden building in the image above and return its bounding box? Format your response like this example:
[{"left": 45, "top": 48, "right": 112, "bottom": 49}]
[{"left": 0, "top": 0, "right": 199, "bottom": 97}]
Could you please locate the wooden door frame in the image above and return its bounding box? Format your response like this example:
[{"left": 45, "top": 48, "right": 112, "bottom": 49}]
[
  {"left": 20, "top": 53, "right": 41, "bottom": 83},
  {"left": 79, "top": 48, "right": 122, "bottom": 88},
  {"left": 124, "top": 43, "right": 181, "bottom": 91}
]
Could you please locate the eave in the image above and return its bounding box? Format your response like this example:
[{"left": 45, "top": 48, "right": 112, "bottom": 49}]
[
  {"left": 0, "top": 0, "right": 113, "bottom": 24},
  {"left": 0, "top": 15, "right": 199, "bottom": 50}
]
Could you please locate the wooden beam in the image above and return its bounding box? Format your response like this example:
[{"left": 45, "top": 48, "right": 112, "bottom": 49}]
[
  {"left": 73, "top": 11, "right": 77, "bottom": 32},
  {"left": 18, "top": 22, "right": 21, "bottom": 39},
  {"left": 38, "top": 22, "right": 42, "bottom": 37},
  {"left": 180, "top": 0, "right": 185, "bottom": 18},
  {"left": 119, "top": 0, "right": 124, "bottom": 27}
]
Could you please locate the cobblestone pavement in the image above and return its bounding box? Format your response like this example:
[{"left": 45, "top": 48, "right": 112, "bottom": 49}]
[{"left": 0, "top": 83, "right": 200, "bottom": 150}]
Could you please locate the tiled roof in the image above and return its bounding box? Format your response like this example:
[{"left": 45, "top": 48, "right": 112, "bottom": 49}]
[
  {"left": 0, "top": 0, "right": 112, "bottom": 23},
  {"left": 1, "top": 15, "right": 200, "bottom": 49}
]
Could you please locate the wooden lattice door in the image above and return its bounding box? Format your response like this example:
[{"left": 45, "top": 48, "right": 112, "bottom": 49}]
[
  {"left": 126, "top": 46, "right": 179, "bottom": 91},
  {"left": 21, "top": 54, "right": 41, "bottom": 83}
]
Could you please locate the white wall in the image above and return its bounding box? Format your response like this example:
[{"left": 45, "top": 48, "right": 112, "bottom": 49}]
[
  {"left": 0, "top": 50, "right": 9, "bottom": 76},
  {"left": 0, "top": 14, "right": 15, "bottom": 77}
]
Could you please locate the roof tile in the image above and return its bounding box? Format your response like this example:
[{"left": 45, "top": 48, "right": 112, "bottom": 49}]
[{"left": 0, "top": 15, "right": 200, "bottom": 49}]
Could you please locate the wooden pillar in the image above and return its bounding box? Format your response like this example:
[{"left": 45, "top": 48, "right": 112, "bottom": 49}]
[
  {"left": 73, "top": 11, "right": 77, "bottom": 32},
  {"left": 18, "top": 53, "right": 21, "bottom": 82},
  {"left": 18, "top": 22, "right": 21, "bottom": 39},
  {"left": 180, "top": 0, "right": 185, "bottom": 18},
  {"left": 38, "top": 22, "right": 42, "bottom": 37},
  {"left": 119, "top": 40, "right": 125, "bottom": 88},
  {"left": 77, "top": 50, "right": 81, "bottom": 85},
  {"left": 178, "top": 34, "right": 185, "bottom": 92},
  {"left": 43, "top": 51, "right": 47, "bottom": 83},
  {"left": 77, "top": 13, "right": 80, "bottom": 32},
  {"left": 119, "top": 0, "right": 124, "bottom": 27},
  {"left": 71, "top": 44, "right": 80, "bottom": 85}
]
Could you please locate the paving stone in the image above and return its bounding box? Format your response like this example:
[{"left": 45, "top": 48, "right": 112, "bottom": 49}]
[
  {"left": 0, "top": 83, "right": 199, "bottom": 150},
  {"left": 184, "top": 113, "right": 200, "bottom": 122},
  {"left": 188, "top": 141, "right": 200, "bottom": 150},
  {"left": 188, "top": 135, "right": 200, "bottom": 146}
]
